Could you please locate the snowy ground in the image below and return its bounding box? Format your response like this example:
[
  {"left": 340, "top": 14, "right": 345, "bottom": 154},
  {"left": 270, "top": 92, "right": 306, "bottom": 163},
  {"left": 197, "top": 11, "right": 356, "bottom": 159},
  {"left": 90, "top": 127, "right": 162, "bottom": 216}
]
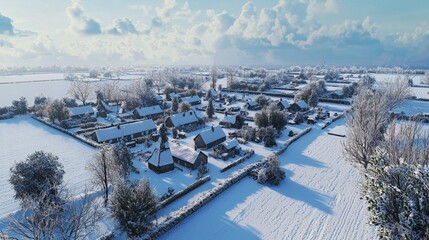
[
  {"left": 0, "top": 116, "right": 96, "bottom": 218},
  {"left": 160, "top": 119, "right": 377, "bottom": 240}
]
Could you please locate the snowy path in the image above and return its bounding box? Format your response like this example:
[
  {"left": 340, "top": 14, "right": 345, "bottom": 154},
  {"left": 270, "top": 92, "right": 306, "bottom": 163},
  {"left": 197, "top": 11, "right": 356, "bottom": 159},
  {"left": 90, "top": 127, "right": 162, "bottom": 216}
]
[
  {"left": 161, "top": 119, "right": 376, "bottom": 240},
  {"left": 0, "top": 116, "right": 95, "bottom": 218}
]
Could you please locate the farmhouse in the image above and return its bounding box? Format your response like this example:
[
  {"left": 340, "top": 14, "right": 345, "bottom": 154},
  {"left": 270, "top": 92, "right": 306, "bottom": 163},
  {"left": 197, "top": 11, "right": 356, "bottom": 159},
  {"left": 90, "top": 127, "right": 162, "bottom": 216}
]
[
  {"left": 168, "top": 93, "right": 181, "bottom": 100},
  {"left": 91, "top": 119, "right": 157, "bottom": 143},
  {"left": 194, "top": 126, "right": 226, "bottom": 149},
  {"left": 244, "top": 101, "right": 261, "bottom": 110},
  {"left": 165, "top": 111, "right": 199, "bottom": 128},
  {"left": 290, "top": 100, "right": 309, "bottom": 112},
  {"left": 213, "top": 138, "right": 241, "bottom": 160},
  {"left": 133, "top": 105, "right": 163, "bottom": 119},
  {"left": 69, "top": 105, "right": 95, "bottom": 119},
  {"left": 96, "top": 99, "right": 119, "bottom": 114},
  {"left": 148, "top": 142, "right": 175, "bottom": 174},
  {"left": 277, "top": 99, "right": 290, "bottom": 111},
  {"left": 180, "top": 96, "right": 201, "bottom": 106},
  {"left": 170, "top": 142, "right": 208, "bottom": 170},
  {"left": 219, "top": 114, "right": 242, "bottom": 129}
]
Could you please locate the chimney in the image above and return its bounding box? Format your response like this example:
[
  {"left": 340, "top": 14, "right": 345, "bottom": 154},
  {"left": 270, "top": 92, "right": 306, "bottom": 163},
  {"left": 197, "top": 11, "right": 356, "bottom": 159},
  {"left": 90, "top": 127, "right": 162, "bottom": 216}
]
[
  {"left": 211, "top": 126, "right": 214, "bottom": 132},
  {"left": 117, "top": 125, "right": 120, "bottom": 129},
  {"left": 190, "top": 111, "right": 193, "bottom": 115},
  {"left": 183, "top": 113, "right": 185, "bottom": 117}
]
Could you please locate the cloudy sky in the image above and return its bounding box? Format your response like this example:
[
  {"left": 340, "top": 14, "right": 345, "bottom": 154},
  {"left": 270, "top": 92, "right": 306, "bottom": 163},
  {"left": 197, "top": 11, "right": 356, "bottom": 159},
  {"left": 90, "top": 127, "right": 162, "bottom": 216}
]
[{"left": 0, "top": 0, "right": 428, "bottom": 67}]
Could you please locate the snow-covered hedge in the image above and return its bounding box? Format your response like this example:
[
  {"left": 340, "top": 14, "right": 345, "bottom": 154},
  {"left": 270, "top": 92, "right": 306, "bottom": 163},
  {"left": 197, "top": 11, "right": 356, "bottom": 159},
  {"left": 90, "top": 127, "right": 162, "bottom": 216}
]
[
  {"left": 321, "top": 113, "right": 344, "bottom": 129},
  {"left": 140, "top": 162, "right": 262, "bottom": 240},
  {"left": 157, "top": 176, "right": 211, "bottom": 210},
  {"left": 276, "top": 127, "right": 312, "bottom": 155},
  {"left": 220, "top": 149, "right": 255, "bottom": 173},
  {"left": 31, "top": 115, "right": 101, "bottom": 148}
]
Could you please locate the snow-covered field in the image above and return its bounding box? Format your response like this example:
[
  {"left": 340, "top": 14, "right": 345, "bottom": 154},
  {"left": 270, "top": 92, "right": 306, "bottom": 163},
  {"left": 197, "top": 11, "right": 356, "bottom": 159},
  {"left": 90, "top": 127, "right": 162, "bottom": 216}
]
[
  {"left": 161, "top": 119, "right": 376, "bottom": 239},
  {"left": 0, "top": 116, "right": 96, "bottom": 218}
]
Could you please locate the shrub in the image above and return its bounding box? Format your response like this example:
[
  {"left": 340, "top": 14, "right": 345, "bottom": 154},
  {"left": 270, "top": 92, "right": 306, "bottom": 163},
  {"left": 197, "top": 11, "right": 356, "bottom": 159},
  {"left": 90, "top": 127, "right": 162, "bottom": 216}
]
[{"left": 110, "top": 180, "right": 158, "bottom": 237}]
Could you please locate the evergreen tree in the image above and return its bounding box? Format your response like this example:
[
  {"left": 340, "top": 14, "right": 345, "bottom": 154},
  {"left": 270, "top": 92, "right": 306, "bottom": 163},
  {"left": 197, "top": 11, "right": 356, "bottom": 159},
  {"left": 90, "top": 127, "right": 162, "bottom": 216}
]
[
  {"left": 47, "top": 99, "right": 70, "bottom": 122},
  {"left": 363, "top": 149, "right": 429, "bottom": 239},
  {"left": 159, "top": 123, "right": 168, "bottom": 143},
  {"left": 111, "top": 142, "right": 136, "bottom": 181},
  {"left": 308, "top": 89, "right": 319, "bottom": 108},
  {"left": 179, "top": 102, "right": 191, "bottom": 113},
  {"left": 206, "top": 99, "right": 215, "bottom": 118},
  {"left": 171, "top": 97, "right": 179, "bottom": 113},
  {"left": 9, "top": 151, "right": 65, "bottom": 206},
  {"left": 110, "top": 180, "right": 158, "bottom": 237},
  {"left": 255, "top": 111, "right": 269, "bottom": 128},
  {"left": 257, "top": 155, "right": 285, "bottom": 185}
]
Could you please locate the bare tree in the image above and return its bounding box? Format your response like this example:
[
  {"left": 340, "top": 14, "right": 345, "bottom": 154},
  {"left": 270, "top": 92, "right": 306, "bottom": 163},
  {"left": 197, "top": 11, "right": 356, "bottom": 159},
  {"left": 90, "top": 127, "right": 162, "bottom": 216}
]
[
  {"left": 88, "top": 145, "right": 112, "bottom": 206},
  {"left": 226, "top": 68, "right": 236, "bottom": 88},
  {"left": 68, "top": 80, "right": 93, "bottom": 105},
  {"left": 58, "top": 190, "right": 104, "bottom": 240},
  {"left": 382, "top": 120, "right": 429, "bottom": 166},
  {"left": 210, "top": 65, "right": 218, "bottom": 89},
  {"left": 7, "top": 189, "right": 104, "bottom": 240},
  {"left": 381, "top": 76, "right": 411, "bottom": 110},
  {"left": 151, "top": 71, "right": 166, "bottom": 95},
  {"left": 343, "top": 88, "right": 388, "bottom": 169}
]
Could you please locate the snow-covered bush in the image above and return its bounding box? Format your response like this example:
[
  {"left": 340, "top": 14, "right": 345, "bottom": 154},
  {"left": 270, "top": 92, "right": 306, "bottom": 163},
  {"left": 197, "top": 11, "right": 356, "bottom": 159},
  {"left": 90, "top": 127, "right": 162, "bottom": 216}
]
[
  {"left": 179, "top": 102, "right": 191, "bottom": 113},
  {"left": 363, "top": 149, "right": 429, "bottom": 239},
  {"left": 257, "top": 155, "right": 285, "bottom": 186},
  {"left": 110, "top": 180, "right": 157, "bottom": 237},
  {"left": 293, "top": 112, "right": 304, "bottom": 124},
  {"left": 9, "top": 151, "right": 65, "bottom": 206},
  {"left": 258, "top": 126, "right": 277, "bottom": 147},
  {"left": 196, "top": 165, "right": 209, "bottom": 180},
  {"left": 11, "top": 97, "right": 27, "bottom": 115},
  {"left": 47, "top": 99, "right": 70, "bottom": 122}
]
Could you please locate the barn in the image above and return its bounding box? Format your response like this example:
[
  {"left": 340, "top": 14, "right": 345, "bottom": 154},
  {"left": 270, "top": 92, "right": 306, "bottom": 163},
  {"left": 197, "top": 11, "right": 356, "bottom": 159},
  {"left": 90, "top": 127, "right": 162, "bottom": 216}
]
[
  {"left": 91, "top": 119, "right": 157, "bottom": 143},
  {"left": 148, "top": 142, "right": 175, "bottom": 174},
  {"left": 244, "top": 101, "right": 261, "bottom": 110},
  {"left": 193, "top": 126, "right": 226, "bottom": 149},
  {"left": 170, "top": 142, "right": 208, "bottom": 170}
]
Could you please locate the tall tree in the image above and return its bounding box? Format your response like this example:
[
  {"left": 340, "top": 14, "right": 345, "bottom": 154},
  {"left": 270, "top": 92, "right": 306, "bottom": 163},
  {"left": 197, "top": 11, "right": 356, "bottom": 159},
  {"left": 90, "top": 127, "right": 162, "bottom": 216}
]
[
  {"left": 171, "top": 97, "right": 179, "bottom": 113},
  {"left": 88, "top": 145, "right": 112, "bottom": 206},
  {"left": 206, "top": 99, "right": 215, "bottom": 118},
  {"left": 343, "top": 88, "right": 388, "bottom": 169},
  {"left": 47, "top": 99, "right": 70, "bottom": 122},
  {"left": 68, "top": 80, "right": 93, "bottom": 105},
  {"left": 210, "top": 65, "right": 217, "bottom": 90},
  {"left": 9, "top": 151, "right": 65, "bottom": 206}
]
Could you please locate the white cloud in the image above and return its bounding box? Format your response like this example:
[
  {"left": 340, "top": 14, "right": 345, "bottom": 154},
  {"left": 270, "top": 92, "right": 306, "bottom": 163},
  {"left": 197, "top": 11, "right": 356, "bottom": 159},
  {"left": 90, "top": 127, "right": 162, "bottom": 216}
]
[
  {"left": 107, "top": 18, "right": 138, "bottom": 35},
  {"left": 66, "top": 0, "right": 101, "bottom": 35},
  {"left": 0, "top": 13, "right": 14, "bottom": 34}
]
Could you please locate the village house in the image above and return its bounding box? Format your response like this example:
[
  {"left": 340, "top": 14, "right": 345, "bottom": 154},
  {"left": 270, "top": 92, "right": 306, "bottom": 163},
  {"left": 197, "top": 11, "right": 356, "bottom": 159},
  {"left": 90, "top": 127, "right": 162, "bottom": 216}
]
[
  {"left": 244, "top": 100, "right": 261, "bottom": 110},
  {"left": 91, "top": 119, "right": 157, "bottom": 143},
  {"left": 194, "top": 126, "right": 227, "bottom": 149},
  {"left": 213, "top": 138, "right": 241, "bottom": 160},
  {"left": 290, "top": 100, "right": 309, "bottom": 112},
  {"left": 276, "top": 99, "right": 290, "bottom": 111},
  {"left": 165, "top": 110, "right": 199, "bottom": 128},
  {"left": 219, "top": 114, "right": 243, "bottom": 129},
  {"left": 168, "top": 92, "right": 181, "bottom": 100},
  {"left": 148, "top": 141, "right": 175, "bottom": 174},
  {"left": 133, "top": 105, "right": 163, "bottom": 120},
  {"left": 170, "top": 142, "right": 208, "bottom": 170},
  {"left": 180, "top": 96, "right": 201, "bottom": 106},
  {"left": 69, "top": 105, "right": 95, "bottom": 119}
]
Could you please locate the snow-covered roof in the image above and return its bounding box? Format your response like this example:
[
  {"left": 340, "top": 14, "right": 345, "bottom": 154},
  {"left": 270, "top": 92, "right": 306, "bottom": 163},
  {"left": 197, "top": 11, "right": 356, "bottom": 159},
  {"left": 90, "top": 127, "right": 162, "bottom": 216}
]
[
  {"left": 181, "top": 96, "right": 201, "bottom": 103},
  {"left": 94, "top": 119, "right": 156, "bottom": 142},
  {"left": 246, "top": 101, "right": 258, "bottom": 106},
  {"left": 169, "top": 111, "right": 199, "bottom": 127},
  {"left": 148, "top": 141, "right": 174, "bottom": 167},
  {"left": 155, "top": 95, "right": 163, "bottom": 101},
  {"left": 69, "top": 105, "right": 94, "bottom": 116},
  {"left": 98, "top": 100, "right": 119, "bottom": 113},
  {"left": 195, "top": 126, "right": 226, "bottom": 144},
  {"left": 169, "top": 93, "right": 181, "bottom": 98},
  {"left": 294, "top": 100, "right": 308, "bottom": 109},
  {"left": 280, "top": 100, "right": 290, "bottom": 108},
  {"left": 209, "top": 89, "right": 217, "bottom": 96},
  {"left": 170, "top": 142, "right": 202, "bottom": 164},
  {"left": 220, "top": 138, "right": 239, "bottom": 150},
  {"left": 134, "top": 105, "right": 163, "bottom": 117},
  {"left": 221, "top": 115, "right": 236, "bottom": 124}
]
